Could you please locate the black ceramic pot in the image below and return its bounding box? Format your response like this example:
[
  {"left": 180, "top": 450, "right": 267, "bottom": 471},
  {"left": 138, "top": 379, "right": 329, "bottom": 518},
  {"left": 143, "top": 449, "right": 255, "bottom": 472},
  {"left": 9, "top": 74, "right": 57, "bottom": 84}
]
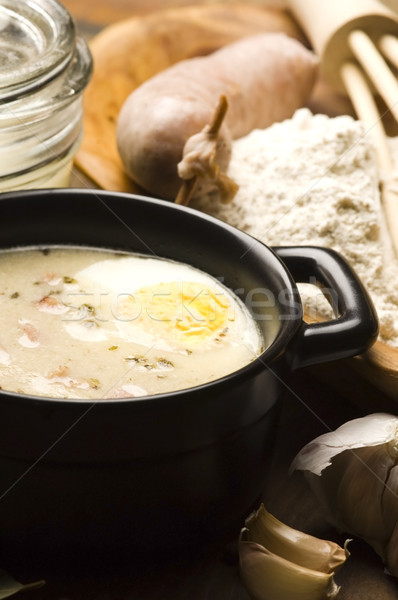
[{"left": 0, "top": 189, "right": 378, "bottom": 561}]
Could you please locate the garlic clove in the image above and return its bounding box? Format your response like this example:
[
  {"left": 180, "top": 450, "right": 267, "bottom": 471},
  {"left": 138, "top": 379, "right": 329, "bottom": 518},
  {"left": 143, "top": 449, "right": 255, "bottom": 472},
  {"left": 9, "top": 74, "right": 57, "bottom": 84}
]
[
  {"left": 239, "top": 536, "right": 341, "bottom": 600},
  {"left": 239, "top": 506, "right": 349, "bottom": 600},
  {"left": 244, "top": 504, "right": 348, "bottom": 574}
]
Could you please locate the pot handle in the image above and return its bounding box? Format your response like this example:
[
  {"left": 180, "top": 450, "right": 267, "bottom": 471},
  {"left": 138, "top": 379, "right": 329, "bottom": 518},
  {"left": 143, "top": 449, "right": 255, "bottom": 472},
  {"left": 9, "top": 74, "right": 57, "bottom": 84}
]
[{"left": 274, "top": 246, "right": 379, "bottom": 369}]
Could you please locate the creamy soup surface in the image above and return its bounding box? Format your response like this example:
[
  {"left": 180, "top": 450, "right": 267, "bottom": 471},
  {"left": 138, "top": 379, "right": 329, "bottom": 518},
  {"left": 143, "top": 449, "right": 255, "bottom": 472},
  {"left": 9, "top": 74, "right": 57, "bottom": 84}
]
[{"left": 0, "top": 247, "right": 264, "bottom": 399}]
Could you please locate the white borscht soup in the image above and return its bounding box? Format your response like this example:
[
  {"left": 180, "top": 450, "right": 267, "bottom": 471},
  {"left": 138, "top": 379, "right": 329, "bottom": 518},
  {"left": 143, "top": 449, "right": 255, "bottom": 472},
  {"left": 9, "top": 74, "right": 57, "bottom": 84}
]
[{"left": 0, "top": 247, "right": 264, "bottom": 399}]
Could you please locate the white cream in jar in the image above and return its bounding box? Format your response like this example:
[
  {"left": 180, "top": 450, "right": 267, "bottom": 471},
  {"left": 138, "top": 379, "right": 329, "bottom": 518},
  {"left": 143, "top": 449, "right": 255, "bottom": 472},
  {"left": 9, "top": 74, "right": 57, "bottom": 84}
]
[
  {"left": 0, "top": 247, "right": 264, "bottom": 399},
  {"left": 0, "top": 0, "right": 92, "bottom": 191}
]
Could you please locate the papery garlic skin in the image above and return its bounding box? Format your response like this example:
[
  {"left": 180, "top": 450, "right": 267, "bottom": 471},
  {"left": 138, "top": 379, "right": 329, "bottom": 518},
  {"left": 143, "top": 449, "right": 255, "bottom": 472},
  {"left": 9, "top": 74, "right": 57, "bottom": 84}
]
[
  {"left": 291, "top": 413, "right": 398, "bottom": 576},
  {"left": 290, "top": 413, "right": 398, "bottom": 476}
]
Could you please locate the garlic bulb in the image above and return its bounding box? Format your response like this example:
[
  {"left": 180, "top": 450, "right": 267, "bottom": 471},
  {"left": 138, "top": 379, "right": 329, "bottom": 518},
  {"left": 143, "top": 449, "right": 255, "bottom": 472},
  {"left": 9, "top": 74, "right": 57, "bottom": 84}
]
[
  {"left": 291, "top": 412, "right": 398, "bottom": 576},
  {"left": 239, "top": 504, "right": 349, "bottom": 600}
]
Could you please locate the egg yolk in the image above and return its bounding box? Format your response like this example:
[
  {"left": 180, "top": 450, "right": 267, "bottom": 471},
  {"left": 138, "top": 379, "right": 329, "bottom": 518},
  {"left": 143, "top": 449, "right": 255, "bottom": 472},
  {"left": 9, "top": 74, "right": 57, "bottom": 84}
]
[{"left": 119, "top": 281, "right": 233, "bottom": 348}]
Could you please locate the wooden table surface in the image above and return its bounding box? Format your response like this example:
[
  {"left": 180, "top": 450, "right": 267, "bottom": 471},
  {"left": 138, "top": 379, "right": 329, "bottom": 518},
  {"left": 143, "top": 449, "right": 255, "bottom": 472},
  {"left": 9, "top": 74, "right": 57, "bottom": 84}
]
[{"left": 5, "top": 1, "right": 398, "bottom": 599}]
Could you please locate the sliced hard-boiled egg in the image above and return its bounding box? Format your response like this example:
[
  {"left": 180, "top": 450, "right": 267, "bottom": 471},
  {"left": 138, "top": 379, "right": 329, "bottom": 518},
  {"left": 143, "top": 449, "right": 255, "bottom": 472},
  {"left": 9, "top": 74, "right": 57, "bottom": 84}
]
[{"left": 61, "top": 254, "right": 261, "bottom": 354}]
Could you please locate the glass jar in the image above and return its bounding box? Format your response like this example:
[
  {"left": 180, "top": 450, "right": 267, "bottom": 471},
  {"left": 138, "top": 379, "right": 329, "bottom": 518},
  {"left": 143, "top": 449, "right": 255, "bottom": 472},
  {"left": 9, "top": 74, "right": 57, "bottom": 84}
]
[{"left": 0, "top": 0, "right": 92, "bottom": 191}]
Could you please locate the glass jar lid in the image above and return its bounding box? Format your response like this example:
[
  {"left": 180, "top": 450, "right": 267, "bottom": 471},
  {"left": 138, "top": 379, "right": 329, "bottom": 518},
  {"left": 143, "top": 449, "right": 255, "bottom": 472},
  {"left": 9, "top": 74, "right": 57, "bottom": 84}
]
[{"left": 0, "top": 0, "right": 76, "bottom": 101}]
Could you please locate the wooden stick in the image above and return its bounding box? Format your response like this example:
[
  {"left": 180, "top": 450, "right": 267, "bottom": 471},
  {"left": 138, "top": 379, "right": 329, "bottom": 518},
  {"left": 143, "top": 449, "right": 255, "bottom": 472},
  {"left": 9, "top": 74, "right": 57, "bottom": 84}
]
[
  {"left": 174, "top": 177, "right": 199, "bottom": 207},
  {"left": 208, "top": 93, "right": 229, "bottom": 135},
  {"left": 340, "top": 61, "right": 393, "bottom": 172},
  {"left": 175, "top": 94, "right": 228, "bottom": 206},
  {"left": 348, "top": 30, "right": 398, "bottom": 122},
  {"left": 340, "top": 61, "right": 398, "bottom": 258},
  {"left": 379, "top": 33, "right": 398, "bottom": 70}
]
